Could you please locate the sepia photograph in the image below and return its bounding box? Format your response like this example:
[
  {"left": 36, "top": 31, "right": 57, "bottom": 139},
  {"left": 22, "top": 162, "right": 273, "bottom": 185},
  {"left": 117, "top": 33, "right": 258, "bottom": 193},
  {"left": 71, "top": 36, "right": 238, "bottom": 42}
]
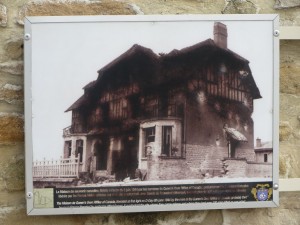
[{"left": 25, "top": 15, "right": 279, "bottom": 213}]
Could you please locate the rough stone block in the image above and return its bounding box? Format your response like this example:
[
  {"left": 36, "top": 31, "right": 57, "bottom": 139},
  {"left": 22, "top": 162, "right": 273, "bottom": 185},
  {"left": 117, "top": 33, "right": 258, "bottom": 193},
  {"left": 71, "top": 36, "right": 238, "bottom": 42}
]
[
  {"left": 256, "top": 1, "right": 300, "bottom": 26},
  {"left": 280, "top": 41, "right": 300, "bottom": 95},
  {"left": 0, "top": 113, "right": 24, "bottom": 143},
  {"left": 0, "top": 61, "right": 23, "bottom": 76},
  {"left": 280, "top": 64, "right": 300, "bottom": 95},
  {"left": 0, "top": 191, "right": 25, "bottom": 210},
  {"left": 125, "top": 0, "right": 224, "bottom": 14},
  {"left": 274, "top": 0, "right": 300, "bottom": 9},
  {"left": 1, "top": 158, "right": 25, "bottom": 192},
  {"left": 0, "top": 88, "right": 23, "bottom": 105},
  {"left": 0, "top": 207, "right": 86, "bottom": 225},
  {"left": 0, "top": 4, "right": 7, "bottom": 27},
  {"left": 194, "top": 210, "right": 223, "bottom": 225},
  {"left": 281, "top": 41, "right": 300, "bottom": 62},
  {"left": 2, "top": 84, "right": 22, "bottom": 91},
  {"left": 128, "top": 3, "right": 144, "bottom": 15},
  {"left": 0, "top": 144, "right": 24, "bottom": 192},
  {"left": 112, "top": 212, "right": 159, "bottom": 225},
  {"left": 279, "top": 121, "right": 293, "bottom": 142},
  {"left": 0, "top": 101, "right": 24, "bottom": 114},
  {"left": 17, "top": 1, "right": 136, "bottom": 25},
  {"left": 222, "top": 200, "right": 300, "bottom": 225},
  {"left": 222, "top": 0, "right": 258, "bottom": 14},
  {"left": 280, "top": 143, "right": 300, "bottom": 178},
  {"left": 280, "top": 94, "right": 300, "bottom": 144},
  {"left": 4, "top": 38, "right": 24, "bottom": 60}
]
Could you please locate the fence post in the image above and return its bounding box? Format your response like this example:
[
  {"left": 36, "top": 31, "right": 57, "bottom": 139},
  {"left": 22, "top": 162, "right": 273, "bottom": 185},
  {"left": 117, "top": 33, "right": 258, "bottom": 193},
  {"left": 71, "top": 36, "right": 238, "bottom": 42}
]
[
  {"left": 77, "top": 154, "right": 80, "bottom": 178},
  {"left": 42, "top": 158, "right": 46, "bottom": 178},
  {"left": 59, "top": 156, "right": 62, "bottom": 178}
]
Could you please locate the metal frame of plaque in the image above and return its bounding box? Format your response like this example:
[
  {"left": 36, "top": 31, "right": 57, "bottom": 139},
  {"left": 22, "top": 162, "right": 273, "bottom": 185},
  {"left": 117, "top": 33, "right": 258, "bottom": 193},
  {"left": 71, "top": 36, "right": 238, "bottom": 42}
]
[{"left": 24, "top": 14, "right": 279, "bottom": 215}]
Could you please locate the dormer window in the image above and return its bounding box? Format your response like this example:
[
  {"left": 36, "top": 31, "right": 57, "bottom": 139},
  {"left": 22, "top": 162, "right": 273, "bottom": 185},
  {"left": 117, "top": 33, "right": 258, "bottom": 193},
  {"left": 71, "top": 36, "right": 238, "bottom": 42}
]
[
  {"left": 239, "top": 70, "right": 249, "bottom": 77},
  {"left": 219, "top": 63, "right": 228, "bottom": 74}
]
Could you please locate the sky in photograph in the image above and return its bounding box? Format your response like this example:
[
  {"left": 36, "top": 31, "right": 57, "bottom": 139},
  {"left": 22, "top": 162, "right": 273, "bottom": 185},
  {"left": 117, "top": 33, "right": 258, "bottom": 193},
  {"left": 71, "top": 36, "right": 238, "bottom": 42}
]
[{"left": 30, "top": 17, "right": 274, "bottom": 160}]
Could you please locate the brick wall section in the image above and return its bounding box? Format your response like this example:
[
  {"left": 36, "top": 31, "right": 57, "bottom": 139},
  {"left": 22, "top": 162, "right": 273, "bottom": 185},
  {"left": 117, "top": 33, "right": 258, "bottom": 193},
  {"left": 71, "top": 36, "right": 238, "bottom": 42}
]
[
  {"left": 157, "top": 158, "right": 188, "bottom": 180},
  {"left": 223, "top": 159, "right": 272, "bottom": 178},
  {"left": 147, "top": 144, "right": 259, "bottom": 180},
  {"left": 223, "top": 159, "right": 248, "bottom": 178},
  {"left": 147, "top": 155, "right": 191, "bottom": 180},
  {"left": 235, "top": 147, "right": 255, "bottom": 161},
  {"left": 246, "top": 162, "right": 272, "bottom": 178},
  {"left": 0, "top": 0, "right": 300, "bottom": 224},
  {"left": 148, "top": 145, "right": 232, "bottom": 180},
  {"left": 186, "top": 144, "right": 228, "bottom": 177}
]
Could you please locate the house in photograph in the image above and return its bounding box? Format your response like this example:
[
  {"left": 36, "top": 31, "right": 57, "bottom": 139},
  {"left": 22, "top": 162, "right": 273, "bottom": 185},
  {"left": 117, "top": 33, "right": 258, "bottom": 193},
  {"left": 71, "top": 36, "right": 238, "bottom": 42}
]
[
  {"left": 254, "top": 138, "right": 273, "bottom": 163},
  {"left": 60, "top": 22, "right": 266, "bottom": 182}
]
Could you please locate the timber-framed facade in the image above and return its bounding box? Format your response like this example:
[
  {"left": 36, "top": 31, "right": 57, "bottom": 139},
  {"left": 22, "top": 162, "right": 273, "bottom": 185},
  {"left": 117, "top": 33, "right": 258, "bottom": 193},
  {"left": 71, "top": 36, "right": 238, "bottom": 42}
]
[{"left": 62, "top": 22, "right": 272, "bottom": 183}]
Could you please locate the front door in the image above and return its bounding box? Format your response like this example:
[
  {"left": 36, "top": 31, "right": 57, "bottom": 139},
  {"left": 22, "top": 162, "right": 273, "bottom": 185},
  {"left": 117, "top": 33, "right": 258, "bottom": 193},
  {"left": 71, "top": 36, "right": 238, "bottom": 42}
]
[
  {"left": 115, "top": 132, "right": 138, "bottom": 180},
  {"left": 95, "top": 138, "right": 108, "bottom": 170}
]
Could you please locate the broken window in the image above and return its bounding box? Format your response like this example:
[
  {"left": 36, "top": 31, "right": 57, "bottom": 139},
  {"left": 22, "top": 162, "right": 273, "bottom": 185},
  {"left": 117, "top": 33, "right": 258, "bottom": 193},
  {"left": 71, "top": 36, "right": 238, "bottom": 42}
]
[
  {"left": 167, "top": 92, "right": 176, "bottom": 117},
  {"left": 144, "top": 95, "right": 159, "bottom": 117},
  {"left": 143, "top": 127, "right": 155, "bottom": 157},
  {"left": 64, "top": 141, "right": 72, "bottom": 158},
  {"left": 162, "top": 126, "right": 172, "bottom": 156},
  {"left": 76, "top": 139, "right": 83, "bottom": 163},
  {"left": 94, "top": 140, "right": 108, "bottom": 170},
  {"left": 264, "top": 153, "right": 268, "bottom": 163}
]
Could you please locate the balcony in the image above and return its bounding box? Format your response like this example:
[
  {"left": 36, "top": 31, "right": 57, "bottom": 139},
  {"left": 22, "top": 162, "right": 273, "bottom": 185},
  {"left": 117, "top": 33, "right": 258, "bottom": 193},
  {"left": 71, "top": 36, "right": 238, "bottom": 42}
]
[{"left": 63, "top": 126, "right": 73, "bottom": 137}]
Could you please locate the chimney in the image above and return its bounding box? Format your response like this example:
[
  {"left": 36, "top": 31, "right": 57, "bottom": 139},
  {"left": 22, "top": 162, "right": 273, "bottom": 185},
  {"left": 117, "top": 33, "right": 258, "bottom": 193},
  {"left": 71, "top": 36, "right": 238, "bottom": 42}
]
[
  {"left": 214, "top": 22, "right": 228, "bottom": 49},
  {"left": 256, "top": 138, "right": 262, "bottom": 148}
]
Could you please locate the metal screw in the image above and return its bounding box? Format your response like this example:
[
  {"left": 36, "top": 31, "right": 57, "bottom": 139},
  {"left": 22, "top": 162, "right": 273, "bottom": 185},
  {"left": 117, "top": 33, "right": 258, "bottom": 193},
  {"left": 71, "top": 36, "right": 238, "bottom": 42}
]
[
  {"left": 273, "top": 183, "right": 279, "bottom": 190},
  {"left": 24, "top": 33, "right": 31, "bottom": 41},
  {"left": 274, "top": 30, "right": 280, "bottom": 37},
  {"left": 26, "top": 192, "right": 33, "bottom": 199}
]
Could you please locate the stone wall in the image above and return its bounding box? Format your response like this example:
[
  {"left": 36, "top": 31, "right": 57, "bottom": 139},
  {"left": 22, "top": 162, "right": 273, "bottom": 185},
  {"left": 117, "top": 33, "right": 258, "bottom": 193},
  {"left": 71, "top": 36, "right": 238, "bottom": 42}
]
[
  {"left": 148, "top": 144, "right": 258, "bottom": 180},
  {"left": 147, "top": 156, "right": 188, "bottom": 180},
  {"left": 186, "top": 144, "right": 228, "bottom": 177},
  {"left": 223, "top": 158, "right": 248, "bottom": 178},
  {"left": 0, "top": 0, "right": 299, "bottom": 225},
  {"left": 223, "top": 159, "right": 272, "bottom": 178},
  {"left": 246, "top": 162, "right": 272, "bottom": 178}
]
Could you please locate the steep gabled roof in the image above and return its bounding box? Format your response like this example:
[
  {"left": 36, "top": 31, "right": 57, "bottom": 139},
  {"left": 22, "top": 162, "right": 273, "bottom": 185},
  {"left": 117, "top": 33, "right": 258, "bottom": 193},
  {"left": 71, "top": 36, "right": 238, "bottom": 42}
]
[
  {"left": 66, "top": 38, "right": 261, "bottom": 111},
  {"left": 158, "top": 38, "right": 261, "bottom": 99},
  {"left": 162, "top": 38, "right": 249, "bottom": 63},
  {"left": 83, "top": 80, "right": 96, "bottom": 90},
  {"left": 97, "top": 44, "right": 158, "bottom": 75},
  {"left": 254, "top": 141, "right": 273, "bottom": 151},
  {"left": 65, "top": 45, "right": 159, "bottom": 112},
  {"left": 65, "top": 94, "right": 88, "bottom": 112}
]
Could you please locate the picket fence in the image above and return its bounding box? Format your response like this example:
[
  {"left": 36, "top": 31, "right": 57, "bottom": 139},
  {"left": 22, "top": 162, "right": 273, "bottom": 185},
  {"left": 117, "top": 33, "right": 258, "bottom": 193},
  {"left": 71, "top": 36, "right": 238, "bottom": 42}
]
[{"left": 33, "top": 156, "right": 80, "bottom": 178}]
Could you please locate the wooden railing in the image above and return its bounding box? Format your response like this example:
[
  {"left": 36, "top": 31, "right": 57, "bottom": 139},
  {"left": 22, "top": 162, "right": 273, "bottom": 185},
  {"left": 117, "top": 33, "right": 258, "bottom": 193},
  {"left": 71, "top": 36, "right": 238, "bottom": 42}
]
[
  {"left": 63, "top": 126, "right": 72, "bottom": 137},
  {"left": 33, "top": 156, "right": 80, "bottom": 178}
]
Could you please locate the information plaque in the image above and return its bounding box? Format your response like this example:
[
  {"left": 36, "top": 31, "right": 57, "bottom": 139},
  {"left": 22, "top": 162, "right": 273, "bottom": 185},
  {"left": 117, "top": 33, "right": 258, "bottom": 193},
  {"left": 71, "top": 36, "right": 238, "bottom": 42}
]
[{"left": 24, "top": 15, "right": 279, "bottom": 215}]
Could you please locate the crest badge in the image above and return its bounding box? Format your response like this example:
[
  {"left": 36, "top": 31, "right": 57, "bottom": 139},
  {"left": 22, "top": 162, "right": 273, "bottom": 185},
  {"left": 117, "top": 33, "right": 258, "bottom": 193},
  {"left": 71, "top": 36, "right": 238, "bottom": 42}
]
[{"left": 251, "top": 184, "right": 272, "bottom": 201}]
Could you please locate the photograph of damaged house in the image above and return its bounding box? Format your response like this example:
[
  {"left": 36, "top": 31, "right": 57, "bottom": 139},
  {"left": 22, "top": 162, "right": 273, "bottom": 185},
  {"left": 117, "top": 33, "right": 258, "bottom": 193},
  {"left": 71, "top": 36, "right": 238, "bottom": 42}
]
[{"left": 31, "top": 17, "right": 274, "bottom": 188}]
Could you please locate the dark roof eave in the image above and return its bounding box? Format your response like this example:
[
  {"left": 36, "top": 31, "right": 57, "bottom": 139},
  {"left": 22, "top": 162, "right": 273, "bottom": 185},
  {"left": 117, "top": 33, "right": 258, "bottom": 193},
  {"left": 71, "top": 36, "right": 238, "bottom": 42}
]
[
  {"left": 162, "top": 38, "right": 249, "bottom": 63},
  {"left": 97, "top": 44, "right": 158, "bottom": 74},
  {"left": 65, "top": 94, "right": 87, "bottom": 112},
  {"left": 83, "top": 80, "right": 96, "bottom": 90}
]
